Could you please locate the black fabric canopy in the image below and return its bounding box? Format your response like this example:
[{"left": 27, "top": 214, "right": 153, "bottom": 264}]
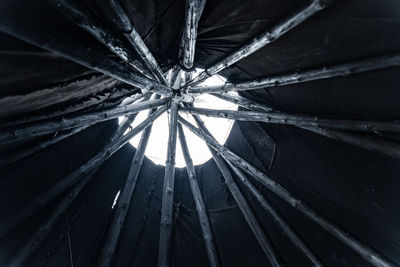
[{"left": 0, "top": 0, "right": 400, "bottom": 266}]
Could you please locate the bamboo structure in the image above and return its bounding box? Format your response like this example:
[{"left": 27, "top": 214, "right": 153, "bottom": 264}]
[
  {"left": 0, "top": 105, "right": 167, "bottom": 240},
  {"left": 180, "top": 107, "right": 400, "bottom": 132},
  {"left": 98, "top": 95, "right": 160, "bottom": 267},
  {"left": 47, "top": 0, "right": 154, "bottom": 80},
  {"left": 158, "top": 101, "right": 179, "bottom": 267},
  {"left": 100, "top": 0, "right": 168, "bottom": 85},
  {"left": 177, "top": 123, "right": 220, "bottom": 267},
  {"left": 0, "top": 98, "right": 168, "bottom": 144},
  {"left": 185, "top": 0, "right": 332, "bottom": 86},
  {"left": 190, "top": 114, "right": 282, "bottom": 267},
  {"left": 178, "top": 115, "right": 393, "bottom": 267},
  {"left": 179, "top": 0, "right": 206, "bottom": 69}
]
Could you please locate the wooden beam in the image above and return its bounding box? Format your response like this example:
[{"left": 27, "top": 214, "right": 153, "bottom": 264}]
[
  {"left": 210, "top": 93, "right": 273, "bottom": 112},
  {"left": 0, "top": 125, "right": 89, "bottom": 169},
  {"left": 1, "top": 89, "right": 148, "bottom": 129},
  {"left": 0, "top": 105, "right": 167, "bottom": 240},
  {"left": 180, "top": 107, "right": 400, "bottom": 132},
  {"left": 177, "top": 123, "right": 220, "bottom": 267},
  {"left": 178, "top": 115, "right": 393, "bottom": 267},
  {"left": 186, "top": 0, "right": 332, "bottom": 86},
  {"left": 210, "top": 93, "right": 400, "bottom": 160},
  {"left": 179, "top": 0, "right": 206, "bottom": 69},
  {"left": 0, "top": 98, "right": 169, "bottom": 144},
  {"left": 299, "top": 126, "right": 400, "bottom": 160},
  {"left": 190, "top": 114, "right": 281, "bottom": 267},
  {"left": 0, "top": 75, "right": 116, "bottom": 120},
  {"left": 189, "top": 53, "right": 400, "bottom": 93},
  {"left": 0, "top": 94, "right": 151, "bottom": 168},
  {"left": 100, "top": 0, "right": 168, "bottom": 84},
  {"left": 227, "top": 162, "right": 323, "bottom": 266},
  {"left": 98, "top": 95, "right": 159, "bottom": 267},
  {"left": 47, "top": 0, "right": 154, "bottom": 80},
  {"left": 158, "top": 101, "right": 179, "bottom": 267},
  {"left": 0, "top": 3, "right": 172, "bottom": 97}
]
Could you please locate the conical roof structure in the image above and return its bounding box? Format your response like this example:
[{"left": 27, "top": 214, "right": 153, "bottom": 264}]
[{"left": 1, "top": 0, "right": 400, "bottom": 266}]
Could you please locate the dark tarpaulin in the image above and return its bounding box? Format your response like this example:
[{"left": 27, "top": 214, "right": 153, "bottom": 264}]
[{"left": 0, "top": 0, "right": 400, "bottom": 266}]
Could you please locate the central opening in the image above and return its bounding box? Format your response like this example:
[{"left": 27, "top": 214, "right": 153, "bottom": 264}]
[{"left": 121, "top": 69, "right": 238, "bottom": 167}]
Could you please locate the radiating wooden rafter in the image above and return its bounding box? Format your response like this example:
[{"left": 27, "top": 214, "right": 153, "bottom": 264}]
[
  {"left": 178, "top": 115, "right": 393, "bottom": 267},
  {"left": 2, "top": 0, "right": 400, "bottom": 266},
  {"left": 98, "top": 95, "right": 161, "bottom": 267}
]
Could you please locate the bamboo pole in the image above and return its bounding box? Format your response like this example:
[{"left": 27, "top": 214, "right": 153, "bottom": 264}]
[
  {"left": 100, "top": 0, "right": 168, "bottom": 84},
  {"left": 227, "top": 162, "right": 323, "bottom": 266},
  {"left": 189, "top": 53, "right": 400, "bottom": 93},
  {"left": 0, "top": 105, "right": 167, "bottom": 240},
  {"left": 158, "top": 101, "right": 179, "bottom": 267},
  {"left": 178, "top": 115, "right": 393, "bottom": 267},
  {"left": 210, "top": 93, "right": 273, "bottom": 112},
  {"left": 190, "top": 114, "right": 281, "bottom": 267},
  {"left": 185, "top": 0, "right": 332, "bottom": 86},
  {"left": 98, "top": 95, "right": 160, "bottom": 267},
  {"left": 47, "top": 0, "right": 154, "bottom": 80},
  {"left": 0, "top": 98, "right": 169, "bottom": 144},
  {"left": 177, "top": 123, "right": 220, "bottom": 267},
  {"left": 180, "top": 107, "right": 400, "bottom": 132},
  {"left": 179, "top": 0, "right": 206, "bottom": 69}
]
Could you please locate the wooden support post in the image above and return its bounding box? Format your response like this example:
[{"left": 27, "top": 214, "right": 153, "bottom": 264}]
[
  {"left": 179, "top": 0, "right": 206, "bottom": 69},
  {"left": 100, "top": 0, "right": 168, "bottom": 84},
  {"left": 227, "top": 162, "right": 323, "bottom": 266},
  {"left": 0, "top": 98, "right": 169, "bottom": 144},
  {"left": 0, "top": 105, "right": 167, "bottom": 240},
  {"left": 47, "top": 0, "right": 154, "bottom": 80},
  {"left": 186, "top": 0, "right": 332, "bottom": 86},
  {"left": 210, "top": 93, "right": 273, "bottom": 112},
  {"left": 177, "top": 123, "right": 220, "bottom": 267},
  {"left": 190, "top": 114, "right": 281, "bottom": 267},
  {"left": 189, "top": 53, "right": 400, "bottom": 93},
  {"left": 178, "top": 115, "right": 393, "bottom": 267},
  {"left": 98, "top": 95, "right": 160, "bottom": 267},
  {"left": 180, "top": 107, "right": 400, "bottom": 132},
  {"left": 158, "top": 101, "right": 179, "bottom": 267}
]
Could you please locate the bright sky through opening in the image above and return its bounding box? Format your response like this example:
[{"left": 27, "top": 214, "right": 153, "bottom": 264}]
[{"left": 120, "top": 69, "right": 238, "bottom": 167}]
